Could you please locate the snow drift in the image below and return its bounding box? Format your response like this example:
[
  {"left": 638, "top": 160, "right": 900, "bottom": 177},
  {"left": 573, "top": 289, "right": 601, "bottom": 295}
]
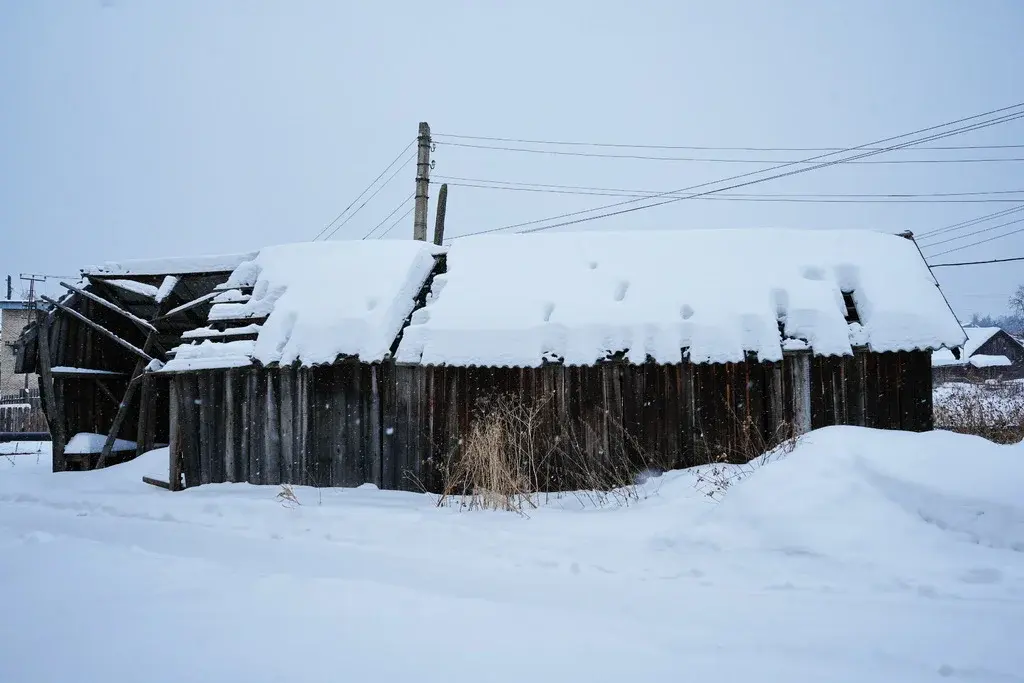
[{"left": 1, "top": 427, "right": 1022, "bottom": 682}]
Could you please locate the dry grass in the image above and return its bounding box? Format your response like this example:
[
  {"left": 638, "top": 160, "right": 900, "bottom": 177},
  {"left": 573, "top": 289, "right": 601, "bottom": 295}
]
[
  {"left": 933, "top": 380, "right": 1024, "bottom": 444},
  {"left": 435, "top": 395, "right": 657, "bottom": 514}
]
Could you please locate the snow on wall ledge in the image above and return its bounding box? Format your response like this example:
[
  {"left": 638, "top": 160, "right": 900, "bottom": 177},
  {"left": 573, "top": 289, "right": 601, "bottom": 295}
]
[
  {"left": 396, "top": 228, "right": 967, "bottom": 367},
  {"left": 163, "top": 241, "right": 438, "bottom": 371}
]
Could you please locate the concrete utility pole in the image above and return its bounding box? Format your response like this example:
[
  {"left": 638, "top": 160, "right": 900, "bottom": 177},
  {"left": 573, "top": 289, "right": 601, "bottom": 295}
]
[{"left": 413, "top": 122, "right": 432, "bottom": 241}]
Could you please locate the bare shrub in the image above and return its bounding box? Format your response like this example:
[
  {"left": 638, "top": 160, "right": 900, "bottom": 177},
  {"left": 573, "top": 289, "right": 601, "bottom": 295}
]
[
  {"left": 934, "top": 381, "right": 1024, "bottom": 444},
  {"left": 435, "top": 394, "right": 657, "bottom": 514},
  {"left": 693, "top": 413, "right": 801, "bottom": 501}
]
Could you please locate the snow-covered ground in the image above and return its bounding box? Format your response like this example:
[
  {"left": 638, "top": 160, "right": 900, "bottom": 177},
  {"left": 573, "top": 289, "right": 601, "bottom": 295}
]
[{"left": 2, "top": 427, "right": 1023, "bottom": 682}]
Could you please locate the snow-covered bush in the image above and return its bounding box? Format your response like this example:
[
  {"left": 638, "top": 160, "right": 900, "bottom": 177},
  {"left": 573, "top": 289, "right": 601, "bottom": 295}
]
[{"left": 934, "top": 381, "right": 1024, "bottom": 444}]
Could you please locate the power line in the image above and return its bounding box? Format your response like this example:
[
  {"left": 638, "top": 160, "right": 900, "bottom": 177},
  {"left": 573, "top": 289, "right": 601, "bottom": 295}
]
[
  {"left": 929, "top": 256, "right": 1024, "bottom": 268},
  {"left": 435, "top": 132, "right": 1024, "bottom": 152},
  {"left": 361, "top": 193, "right": 414, "bottom": 240},
  {"left": 435, "top": 140, "right": 1024, "bottom": 164},
  {"left": 919, "top": 216, "right": 1024, "bottom": 249},
  {"left": 435, "top": 178, "right": 1024, "bottom": 204},
  {"left": 434, "top": 175, "right": 1024, "bottom": 199},
  {"left": 321, "top": 152, "right": 416, "bottom": 241},
  {"left": 448, "top": 102, "right": 1024, "bottom": 240},
  {"left": 376, "top": 205, "right": 415, "bottom": 239},
  {"left": 916, "top": 204, "right": 1024, "bottom": 240},
  {"left": 927, "top": 225, "right": 1024, "bottom": 257},
  {"left": 312, "top": 139, "right": 414, "bottom": 241}
]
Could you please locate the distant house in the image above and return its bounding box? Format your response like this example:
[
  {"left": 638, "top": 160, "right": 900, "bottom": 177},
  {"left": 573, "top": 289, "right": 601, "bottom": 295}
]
[
  {"left": 1, "top": 299, "right": 38, "bottom": 397},
  {"left": 20, "top": 229, "right": 966, "bottom": 490},
  {"left": 932, "top": 326, "right": 1024, "bottom": 382}
]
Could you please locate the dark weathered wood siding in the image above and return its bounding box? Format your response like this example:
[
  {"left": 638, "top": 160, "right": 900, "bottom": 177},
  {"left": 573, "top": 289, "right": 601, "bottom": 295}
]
[{"left": 173, "top": 349, "right": 933, "bottom": 492}]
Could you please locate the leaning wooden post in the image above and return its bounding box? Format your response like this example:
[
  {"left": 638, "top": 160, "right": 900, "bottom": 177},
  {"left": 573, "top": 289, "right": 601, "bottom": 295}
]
[
  {"left": 36, "top": 309, "right": 67, "bottom": 472},
  {"left": 432, "top": 183, "right": 448, "bottom": 246},
  {"left": 95, "top": 332, "right": 157, "bottom": 469}
]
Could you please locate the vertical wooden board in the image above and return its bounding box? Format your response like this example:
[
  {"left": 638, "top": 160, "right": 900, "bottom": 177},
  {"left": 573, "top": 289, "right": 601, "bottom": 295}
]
[
  {"left": 789, "top": 354, "right": 812, "bottom": 436},
  {"left": 368, "top": 365, "right": 383, "bottom": 488},
  {"left": 397, "top": 365, "right": 416, "bottom": 491},
  {"left": 679, "top": 362, "right": 696, "bottom": 467},
  {"left": 399, "top": 364, "right": 420, "bottom": 491},
  {"left": 916, "top": 352, "right": 934, "bottom": 431},
  {"left": 380, "top": 363, "right": 397, "bottom": 490},
  {"left": 277, "top": 367, "right": 294, "bottom": 484},
  {"left": 180, "top": 375, "right": 201, "bottom": 488},
  {"left": 263, "top": 370, "right": 282, "bottom": 485},
  {"left": 745, "top": 362, "right": 765, "bottom": 449},
  {"left": 224, "top": 369, "right": 237, "bottom": 482},
  {"left": 809, "top": 357, "right": 825, "bottom": 430},
  {"left": 896, "top": 352, "right": 913, "bottom": 431},
  {"left": 292, "top": 367, "right": 306, "bottom": 484},
  {"left": 168, "top": 378, "right": 182, "bottom": 490},
  {"left": 237, "top": 370, "right": 250, "bottom": 484},
  {"left": 197, "top": 372, "right": 212, "bottom": 485},
  {"left": 246, "top": 371, "right": 261, "bottom": 484},
  {"left": 330, "top": 365, "right": 349, "bottom": 487},
  {"left": 210, "top": 372, "right": 225, "bottom": 483}
]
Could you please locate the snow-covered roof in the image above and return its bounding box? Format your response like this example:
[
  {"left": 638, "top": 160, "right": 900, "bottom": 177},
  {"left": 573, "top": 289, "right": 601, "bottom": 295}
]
[
  {"left": 396, "top": 228, "right": 966, "bottom": 367},
  {"left": 84, "top": 251, "right": 259, "bottom": 277},
  {"left": 161, "top": 241, "right": 439, "bottom": 372},
  {"left": 931, "top": 327, "right": 1016, "bottom": 367}
]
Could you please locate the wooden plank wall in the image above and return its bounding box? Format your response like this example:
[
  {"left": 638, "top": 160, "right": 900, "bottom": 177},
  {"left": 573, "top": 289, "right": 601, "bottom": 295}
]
[
  {"left": 174, "top": 363, "right": 381, "bottom": 489},
  {"left": 175, "top": 350, "right": 934, "bottom": 492}
]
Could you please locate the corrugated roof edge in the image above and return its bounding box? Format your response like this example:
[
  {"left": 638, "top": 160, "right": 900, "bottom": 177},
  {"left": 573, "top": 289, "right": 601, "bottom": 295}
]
[{"left": 393, "top": 343, "right": 948, "bottom": 369}]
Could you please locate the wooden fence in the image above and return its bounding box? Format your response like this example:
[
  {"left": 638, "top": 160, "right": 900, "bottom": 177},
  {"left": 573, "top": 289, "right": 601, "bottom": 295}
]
[{"left": 0, "top": 391, "right": 48, "bottom": 433}]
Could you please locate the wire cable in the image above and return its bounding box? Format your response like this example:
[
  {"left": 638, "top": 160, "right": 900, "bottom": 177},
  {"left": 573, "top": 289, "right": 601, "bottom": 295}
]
[
  {"left": 376, "top": 205, "right": 415, "bottom": 239},
  {"left": 920, "top": 216, "right": 1024, "bottom": 249},
  {"left": 448, "top": 103, "right": 1024, "bottom": 240},
  {"left": 435, "top": 132, "right": 1024, "bottom": 153},
  {"left": 929, "top": 256, "right": 1024, "bottom": 268},
  {"left": 312, "top": 139, "right": 415, "bottom": 241},
  {"left": 434, "top": 175, "right": 1024, "bottom": 199},
  {"left": 361, "top": 193, "right": 415, "bottom": 240},
  {"left": 927, "top": 225, "right": 1024, "bottom": 257},
  {"left": 435, "top": 140, "right": 1024, "bottom": 164},
  {"left": 321, "top": 153, "right": 415, "bottom": 241},
  {"left": 437, "top": 179, "right": 1024, "bottom": 204},
  {"left": 915, "top": 204, "right": 1024, "bottom": 240}
]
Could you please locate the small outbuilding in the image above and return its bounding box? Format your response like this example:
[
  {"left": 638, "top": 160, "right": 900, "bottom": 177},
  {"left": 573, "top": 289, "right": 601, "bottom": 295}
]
[
  {"left": 932, "top": 326, "right": 1024, "bottom": 382},
  {"left": 151, "top": 228, "right": 964, "bottom": 492}
]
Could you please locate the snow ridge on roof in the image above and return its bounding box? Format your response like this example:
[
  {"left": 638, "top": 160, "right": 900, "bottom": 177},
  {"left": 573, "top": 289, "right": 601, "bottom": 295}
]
[
  {"left": 163, "top": 240, "right": 438, "bottom": 371},
  {"left": 396, "top": 228, "right": 966, "bottom": 367},
  {"left": 84, "top": 251, "right": 259, "bottom": 277}
]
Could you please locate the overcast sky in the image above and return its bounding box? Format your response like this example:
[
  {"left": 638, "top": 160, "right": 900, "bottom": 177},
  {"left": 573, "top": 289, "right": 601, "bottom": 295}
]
[{"left": 2, "top": 1, "right": 1023, "bottom": 318}]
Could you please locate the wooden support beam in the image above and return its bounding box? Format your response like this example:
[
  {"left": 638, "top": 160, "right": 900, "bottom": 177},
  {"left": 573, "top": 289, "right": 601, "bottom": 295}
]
[
  {"left": 40, "top": 296, "right": 153, "bottom": 364},
  {"left": 36, "top": 310, "right": 66, "bottom": 472},
  {"left": 151, "top": 292, "right": 217, "bottom": 322},
  {"left": 135, "top": 372, "right": 154, "bottom": 457},
  {"left": 95, "top": 333, "right": 157, "bottom": 469},
  {"left": 94, "top": 378, "right": 120, "bottom": 407},
  {"left": 142, "top": 476, "right": 170, "bottom": 490},
  {"left": 59, "top": 280, "right": 157, "bottom": 335}
]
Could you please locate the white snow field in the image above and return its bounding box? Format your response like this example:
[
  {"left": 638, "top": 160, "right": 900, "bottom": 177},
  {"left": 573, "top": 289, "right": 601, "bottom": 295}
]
[{"left": 2, "top": 427, "right": 1023, "bottom": 682}]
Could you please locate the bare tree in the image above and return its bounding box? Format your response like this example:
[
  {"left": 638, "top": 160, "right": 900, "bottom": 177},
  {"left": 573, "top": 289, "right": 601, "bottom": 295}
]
[{"left": 1010, "top": 285, "right": 1024, "bottom": 319}]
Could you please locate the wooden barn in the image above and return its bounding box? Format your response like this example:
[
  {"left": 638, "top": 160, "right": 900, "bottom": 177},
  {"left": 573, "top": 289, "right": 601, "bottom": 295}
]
[
  {"left": 932, "top": 326, "right": 1024, "bottom": 382},
  {"left": 15, "top": 252, "right": 258, "bottom": 471},
  {"left": 147, "top": 228, "right": 965, "bottom": 493}
]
